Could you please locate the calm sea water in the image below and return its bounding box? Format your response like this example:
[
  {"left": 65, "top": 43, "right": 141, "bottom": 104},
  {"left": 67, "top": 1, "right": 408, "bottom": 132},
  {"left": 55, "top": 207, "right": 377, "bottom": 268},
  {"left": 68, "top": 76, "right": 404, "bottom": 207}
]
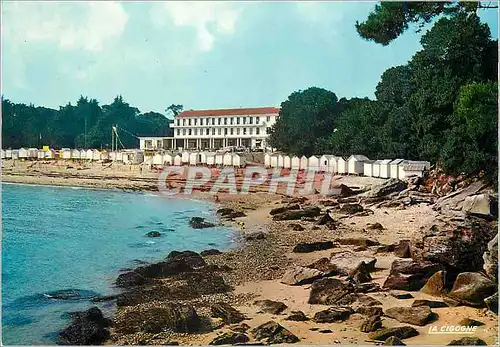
[{"left": 2, "top": 183, "right": 235, "bottom": 345}]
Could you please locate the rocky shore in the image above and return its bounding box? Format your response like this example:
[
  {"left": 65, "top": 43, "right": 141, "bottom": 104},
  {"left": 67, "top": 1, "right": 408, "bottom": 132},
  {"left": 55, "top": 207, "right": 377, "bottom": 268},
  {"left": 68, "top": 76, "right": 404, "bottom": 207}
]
[{"left": 55, "top": 175, "right": 498, "bottom": 346}]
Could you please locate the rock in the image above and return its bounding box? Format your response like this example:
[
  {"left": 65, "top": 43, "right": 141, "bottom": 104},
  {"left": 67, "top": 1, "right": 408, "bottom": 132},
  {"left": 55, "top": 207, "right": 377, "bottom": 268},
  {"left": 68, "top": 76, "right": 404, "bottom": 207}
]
[
  {"left": 447, "top": 337, "right": 487, "bottom": 345},
  {"left": 146, "top": 231, "right": 161, "bottom": 237},
  {"left": 272, "top": 207, "right": 321, "bottom": 221},
  {"left": 390, "top": 292, "right": 414, "bottom": 299},
  {"left": 281, "top": 266, "right": 324, "bottom": 285},
  {"left": 307, "top": 258, "right": 337, "bottom": 275},
  {"left": 355, "top": 282, "right": 381, "bottom": 293},
  {"left": 209, "top": 332, "right": 249, "bottom": 345},
  {"left": 308, "top": 278, "right": 353, "bottom": 305},
  {"left": 316, "top": 213, "right": 336, "bottom": 226},
  {"left": 312, "top": 307, "right": 352, "bottom": 323},
  {"left": 462, "top": 194, "right": 493, "bottom": 217},
  {"left": 231, "top": 323, "right": 251, "bottom": 333},
  {"left": 327, "top": 184, "right": 353, "bottom": 197},
  {"left": 383, "top": 259, "right": 444, "bottom": 291},
  {"left": 484, "top": 292, "right": 498, "bottom": 314},
  {"left": 269, "top": 204, "right": 300, "bottom": 215},
  {"left": 365, "top": 179, "right": 407, "bottom": 198},
  {"left": 251, "top": 321, "right": 300, "bottom": 344},
  {"left": 289, "top": 223, "right": 305, "bottom": 231},
  {"left": 336, "top": 238, "right": 379, "bottom": 248},
  {"left": 189, "top": 217, "right": 216, "bottom": 229},
  {"left": 58, "top": 307, "right": 111, "bottom": 345},
  {"left": 384, "top": 336, "right": 406, "bottom": 345},
  {"left": 483, "top": 235, "right": 498, "bottom": 281},
  {"left": 360, "top": 315, "right": 382, "bottom": 333},
  {"left": 115, "top": 271, "right": 154, "bottom": 288},
  {"left": 254, "top": 300, "right": 287, "bottom": 315},
  {"left": 458, "top": 318, "right": 484, "bottom": 326},
  {"left": 385, "top": 306, "right": 434, "bottom": 326},
  {"left": 447, "top": 272, "right": 496, "bottom": 307},
  {"left": 339, "top": 203, "right": 363, "bottom": 214},
  {"left": 367, "top": 222, "right": 384, "bottom": 230},
  {"left": 201, "top": 249, "right": 222, "bottom": 256},
  {"left": 330, "top": 251, "right": 376, "bottom": 275},
  {"left": 216, "top": 208, "right": 246, "bottom": 219},
  {"left": 114, "top": 303, "right": 201, "bottom": 334},
  {"left": 320, "top": 199, "right": 338, "bottom": 207},
  {"left": 357, "top": 306, "right": 384, "bottom": 317},
  {"left": 420, "top": 271, "right": 450, "bottom": 297},
  {"left": 350, "top": 294, "right": 382, "bottom": 310},
  {"left": 318, "top": 329, "right": 333, "bottom": 333},
  {"left": 166, "top": 250, "right": 206, "bottom": 268},
  {"left": 367, "top": 326, "right": 419, "bottom": 341},
  {"left": 394, "top": 240, "right": 412, "bottom": 258},
  {"left": 348, "top": 261, "right": 372, "bottom": 284},
  {"left": 134, "top": 259, "right": 194, "bottom": 279},
  {"left": 293, "top": 241, "right": 334, "bottom": 253},
  {"left": 375, "top": 244, "right": 396, "bottom": 254},
  {"left": 285, "top": 311, "right": 309, "bottom": 321},
  {"left": 411, "top": 299, "right": 448, "bottom": 308},
  {"left": 211, "top": 303, "right": 246, "bottom": 324}
]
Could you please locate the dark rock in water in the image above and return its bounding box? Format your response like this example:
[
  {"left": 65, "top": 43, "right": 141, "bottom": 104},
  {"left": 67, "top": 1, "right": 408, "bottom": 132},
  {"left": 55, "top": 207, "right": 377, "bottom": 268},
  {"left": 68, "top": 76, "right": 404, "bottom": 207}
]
[
  {"left": 308, "top": 278, "right": 353, "bottom": 305},
  {"left": 447, "top": 272, "right": 496, "bottom": 307},
  {"left": 390, "top": 292, "right": 414, "bottom": 300},
  {"left": 272, "top": 207, "right": 321, "bottom": 221},
  {"left": 285, "top": 311, "right": 309, "bottom": 321},
  {"left": 339, "top": 203, "right": 363, "bottom": 214},
  {"left": 293, "top": 241, "right": 334, "bottom": 253},
  {"left": 384, "top": 336, "right": 406, "bottom": 345},
  {"left": 115, "top": 271, "right": 153, "bottom": 288},
  {"left": 385, "top": 306, "right": 434, "bottom": 326},
  {"left": 269, "top": 204, "right": 300, "bottom": 215},
  {"left": 289, "top": 223, "right": 305, "bottom": 231},
  {"left": 484, "top": 292, "right": 498, "bottom": 314},
  {"left": 360, "top": 315, "right": 382, "bottom": 333},
  {"left": 447, "top": 337, "right": 487, "bottom": 345},
  {"left": 114, "top": 303, "right": 201, "bottom": 334},
  {"left": 312, "top": 307, "right": 352, "bottom": 323},
  {"left": 458, "top": 317, "right": 484, "bottom": 327},
  {"left": 211, "top": 303, "right": 246, "bottom": 324},
  {"left": 146, "top": 231, "right": 161, "bottom": 237},
  {"left": 91, "top": 295, "right": 120, "bottom": 303},
  {"left": 42, "top": 289, "right": 99, "bottom": 301},
  {"left": 58, "top": 307, "right": 111, "bottom": 345},
  {"left": 201, "top": 249, "right": 222, "bottom": 256},
  {"left": 135, "top": 258, "right": 194, "bottom": 278},
  {"left": 254, "top": 300, "right": 287, "bottom": 315},
  {"left": 10, "top": 289, "right": 101, "bottom": 310},
  {"left": 209, "top": 332, "right": 249, "bottom": 345},
  {"left": 251, "top": 321, "right": 300, "bottom": 344},
  {"left": 368, "top": 326, "right": 419, "bottom": 341},
  {"left": 189, "top": 217, "right": 216, "bottom": 229},
  {"left": 411, "top": 299, "right": 448, "bottom": 308},
  {"left": 166, "top": 250, "right": 206, "bottom": 268}
]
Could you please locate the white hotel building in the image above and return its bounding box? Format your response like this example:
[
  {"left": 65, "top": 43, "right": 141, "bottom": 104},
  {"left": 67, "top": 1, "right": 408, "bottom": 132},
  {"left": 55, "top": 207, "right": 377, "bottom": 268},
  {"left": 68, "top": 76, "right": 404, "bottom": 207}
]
[{"left": 139, "top": 107, "right": 279, "bottom": 151}]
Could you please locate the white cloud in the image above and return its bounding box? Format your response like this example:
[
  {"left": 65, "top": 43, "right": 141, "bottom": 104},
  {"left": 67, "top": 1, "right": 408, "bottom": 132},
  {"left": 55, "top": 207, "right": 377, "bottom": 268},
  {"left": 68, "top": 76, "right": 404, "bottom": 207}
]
[
  {"left": 2, "top": 1, "right": 128, "bottom": 52},
  {"left": 150, "top": 2, "right": 244, "bottom": 52}
]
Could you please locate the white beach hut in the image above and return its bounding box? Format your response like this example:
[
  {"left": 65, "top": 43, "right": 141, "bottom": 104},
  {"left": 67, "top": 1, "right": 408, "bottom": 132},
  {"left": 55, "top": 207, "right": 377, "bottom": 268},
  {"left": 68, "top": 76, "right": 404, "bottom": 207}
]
[
  {"left": 153, "top": 153, "right": 163, "bottom": 165},
  {"left": 348, "top": 155, "right": 369, "bottom": 175},
  {"left": 363, "top": 160, "right": 376, "bottom": 177},
  {"left": 199, "top": 152, "right": 208, "bottom": 165},
  {"left": 92, "top": 149, "right": 101, "bottom": 161},
  {"left": 337, "top": 157, "right": 348, "bottom": 174},
  {"left": 264, "top": 153, "right": 271, "bottom": 168},
  {"left": 123, "top": 150, "right": 144, "bottom": 165},
  {"left": 12, "top": 150, "right": 20, "bottom": 160},
  {"left": 84, "top": 149, "right": 92, "bottom": 160},
  {"left": 100, "top": 151, "right": 109, "bottom": 161},
  {"left": 390, "top": 159, "right": 405, "bottom": 179},
  {"left": 300, "top": 155, "right": 308, "bottom": 170},
  {"left": 115, "top": 151, "right": 124, "bottom": 162},
  {"left": 37, "top": 149, "right": 45, "bottom": 159},
  {"left": 372, "top": 160, "right": 381, "bottom": 177},
  {"left": 61, "top": 148, "right": 71, "bottom": 159},
  {"left": 291, "top": 156, "right": 300, "bottom": 170},
  {"left": 19, "top": 148, "right": 28, "bottom": 159},
  {"left": 232, "top": 154, "right": 246, "bottom": 167},
  {"left": 109, "top": 151, "right": 116, "bottom": 161},
  {"left": 206, "top": 153, "right": 216, "bottom": 166},
  {"left": 308, "top": 155, "right": 320, "bottom": 172},
  {"left": 5, "top": 149, "right": 13, "bottom": 159},
  {"left": 71, "top": 149, "right": 80, "bottom": 159},
  {"left": 45, "top": 149, "right": 56, "bottom": 159},
  {"left": 27, "top": 148, "right": 38, "bottom": 159},
  {"left": 379, "top": 159, "right": 392, "bottom": 178},
  {"left": 320, "top": 155, "right": 333, "bottom": 173},
  {"left": 223, "top": 153, "right": 233, "bottom": 166},
  {"left": 270, "top": 155, "right": 279, "bottom": 168},
  {"left": 173, "top": 154, "right": 182, "bottom": 166},
  {"left": 181, "top": 152, "right": 190, "bottom": 164},
  {"left": 189, "top": 152, "right": 200, "bottom": 166},
  {"left": 1, "top": 149, "right": 6, "bottom": 159},
  {"left": 401, "top": 161, "right": 427, "bottom": 178},
  {"left": 215, "top": 153, "right": 224, "bottom": 166},
  {"left": 283, "top": 155, "right": 291, "bottom": 169},
  {"left": 277, "top": 155, "right": 284, "bottom": 168},
  {"left": 163, "top": 153, "right": 173, "bottom": 166}
]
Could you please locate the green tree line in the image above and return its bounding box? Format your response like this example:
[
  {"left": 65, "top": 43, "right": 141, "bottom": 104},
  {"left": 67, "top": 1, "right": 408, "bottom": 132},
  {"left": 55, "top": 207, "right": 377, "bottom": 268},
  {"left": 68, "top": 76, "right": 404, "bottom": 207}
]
[
  {"left": 269, "top": 6, "right": 497, "bottom": 182},
  {"left": 2, "top": 95, "right": 174, "bottom": 149}
]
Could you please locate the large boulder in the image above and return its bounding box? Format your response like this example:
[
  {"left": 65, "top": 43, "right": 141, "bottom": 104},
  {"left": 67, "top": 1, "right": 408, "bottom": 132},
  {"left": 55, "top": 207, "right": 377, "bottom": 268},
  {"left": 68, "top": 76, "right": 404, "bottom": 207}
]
[
  {"left": 211, "top": 303, "right": 246, "bottom": 324},
  {"left": 116, "top": 271, "right": 154, "bottom": 288},
  {"left": 420, "top": 271, "right": 450, "bottom": 297},
  {"left": 201, "top": 249, "right": 222, "bottom": 257},
  {"left": 411, "top": 299, "right": 448, "bottom": 308},
  {"left": 270, "top": 204, "right": 300, "bottom": 215},
  {"left": 254, "top": 300, "right": 287, "bottom": 315},
  {"left": 484, "top": 292, "right": 498, "bottom": 314},
  {"left": 483, "top": 235, "right": 498, "bottom": 281},
  {"left": 394, "top": 240, "right": 412, "bottom": 258},
  {"left": 447, "top": 337, "right": 487, "bottom": 346},
  {"left": 209, "top": 332, "right": 249, "bottom": 345},
  {"left": 293, "top": 241, "right": 334, "bottom": 253},
  {"left": 189, "top": 217, "right": 216, "bottom": 229},
  {"left": 384, "top": 336, "right": 406, "bottom": 345},
  {"left": 330, "top": 251, "right": 376, "bottom": 276},
  {"left": 216, "top": 208, "right": 246, "bottom": 219},
  {"left": 312, "top": 307, "right": 352, "bottom": 323},
  {"left": 114, "top": 303, "right": 201, "bottom": 334},
  {"left": 385, "top": 306, "right": 434, "bottom": 326},
  {"left": 134, "top": 258, "right": 194, "bottom": 279},
  {"left": 383, "top": 259, "right": 444, "bottom": 291},
  {"left": 285, "top": 311, "right": 309, "bottom": 321},
  {"left": 166, "top": 250, "right": 206, "bottom": 268},
  {"left": 307, "top": 257, "right": 338, "bottom": 275},
  {"left": 360, "top": 315, "right": 382, "bottom": 333},
  {"left": 281, "top": 266, "right": 323, "bottom": 285},
  {"left": 367, "top": 326, "right": 419, "bottom": 341},
  {"left": 462, "top": 194, "right": 494, "bottom": 217},
  {"left": 308, "top": 278, "right": 353, "bottom": 305},
  {"left": 348, "top": 261, "right": 373, "bottom": 284},
  {"left": 251, "top": 321, "right": 300, "bottom": 344},
  {"left": 272, "top": 207, "right": 321, "bottom": 221},
  {"left": 447, "top": 272, "right": 497, "bottom": 307},
  {"left": 335, "top": 238, "right": 379, "bottom": 248},
  {"left": 364, "top": 179, "right": 407, "bottom": 198},
  {"left": 58, "top": 307, "right": 111, "bottom": 345},
  {"left": 339, "top": 203, "right": 364, "bottom": 214}
]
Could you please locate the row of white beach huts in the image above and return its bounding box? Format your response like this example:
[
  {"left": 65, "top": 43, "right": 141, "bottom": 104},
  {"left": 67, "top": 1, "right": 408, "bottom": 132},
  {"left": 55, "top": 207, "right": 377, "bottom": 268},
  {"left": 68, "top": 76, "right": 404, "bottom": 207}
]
[
  {"left": 149, "top": 152, "right": 246, "bottom": 167},
  {"left": 264, "top": 154, "right": 431, "bottom": 180}
]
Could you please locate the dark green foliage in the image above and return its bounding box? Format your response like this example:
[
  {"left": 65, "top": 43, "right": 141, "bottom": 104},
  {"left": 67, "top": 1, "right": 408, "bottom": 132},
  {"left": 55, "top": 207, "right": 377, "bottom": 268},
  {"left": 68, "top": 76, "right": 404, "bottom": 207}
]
[{"left": 2, "top": 95, "right": 173, "bottom": 149}]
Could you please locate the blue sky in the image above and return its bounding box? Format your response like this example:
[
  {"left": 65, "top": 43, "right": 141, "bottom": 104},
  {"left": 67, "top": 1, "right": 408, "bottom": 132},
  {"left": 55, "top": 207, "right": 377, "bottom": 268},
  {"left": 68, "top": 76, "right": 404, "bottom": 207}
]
[{"left": 2, "top": 1, "right": 498, "bottom": 114}]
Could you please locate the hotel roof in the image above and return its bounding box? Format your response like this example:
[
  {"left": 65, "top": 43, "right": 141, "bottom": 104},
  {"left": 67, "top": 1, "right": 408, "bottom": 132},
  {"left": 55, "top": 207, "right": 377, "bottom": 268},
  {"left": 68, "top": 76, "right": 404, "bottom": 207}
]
[{"left": 176, "top": 107, "right": 280, "bottom": 118}]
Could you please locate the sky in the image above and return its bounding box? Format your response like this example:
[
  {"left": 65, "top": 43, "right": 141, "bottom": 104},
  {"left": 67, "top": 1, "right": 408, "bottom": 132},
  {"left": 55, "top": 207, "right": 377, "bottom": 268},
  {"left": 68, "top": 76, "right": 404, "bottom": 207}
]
[{"left": 2, "top": 1, "right": 498, "bottom": 115}]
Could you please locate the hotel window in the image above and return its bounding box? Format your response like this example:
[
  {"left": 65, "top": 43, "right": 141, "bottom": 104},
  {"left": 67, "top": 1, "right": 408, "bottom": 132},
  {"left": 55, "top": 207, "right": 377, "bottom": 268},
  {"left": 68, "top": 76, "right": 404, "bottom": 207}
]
[
  {"left": 194, "top": 118, "right": 198, "bottom": 125},
  {"left": 157, "top": 140, "right": 162, "bottom": 148},
  {"left": 218, "top": 128, "right": 221, "bottom": 135},
  {"left": 188, "top": 119, "right": 191, "bottom": 126},
  {"left": 230, "top": 117, "right": 234, "bottom": 125},
  {"left": 206, "top": 128, "right": 209, "bottom": 135},
  {"left": 218, "top": 118, "right": 222, "bottom": 125},
  {"left": 177, "top": 119, "right": 180, "bottom": 126},
  {"left": 194, "top": 129, "right": 197, "bottom": 135},
  {"left": 230, "top": 128, "right": 233, "bottom": 135},
  {"left": 224, "top": 128, "right": 228, "bottom": 135},
  {"left": 183, "top": 129, "right": 186, "bottom": 135},
  {"left": 266, "top": 116, "right": 270, "bottom": 122},
  {"left": 266, "top": 127, "right": 271, "bottom": 134},
  {"left": 145, "top": 140, "right": 152, "bottom": 148},
  {"left": 183, "top": 119, "right": 186, "bottom": 126},
  {"left": 224, "top": 117, "right": 227, "bottom": 125},
  {"left": 249, "top": 117, "right": 253, "bottom": 124},
  {"left": 237, "top": 117, "right": 240, "bottom": 124},
  {"left": 189, "top": 129, "right": 192, "bottom": 135},
  {"left": 212, "top": 118, "right": 216, "bottom": 125},
  {"left": 249, "top": 128, "right": 253, "bottom": 135},
  {"left": 237, "top": 128, "right": 240, "bottom": 135},
  {"left": 212, "top": 128, "right": 215, "bottom": 135},
  {"left": 256, "top": 128, "right": 260, "bottom": 135},
  {"left": 200, "top": 119, "right": 203, "bottom": 125},
  {"left": 243, "top": 117, "right": 246, "bottom": 124},
  {"left": 256, "top": 117, "right": 260, "bottom": 124},
  {"left": 177, "top": 129, "right": 180, "bottom": 135},
  {"left": 243, "top": 128, "right": 247, "bottom": 135}
]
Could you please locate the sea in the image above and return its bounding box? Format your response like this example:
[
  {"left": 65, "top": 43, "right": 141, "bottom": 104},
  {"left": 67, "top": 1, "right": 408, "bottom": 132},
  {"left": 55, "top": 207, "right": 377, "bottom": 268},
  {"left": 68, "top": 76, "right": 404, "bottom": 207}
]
[{"left": 1, "top": 183, "right": 236, "bottom": 345}]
